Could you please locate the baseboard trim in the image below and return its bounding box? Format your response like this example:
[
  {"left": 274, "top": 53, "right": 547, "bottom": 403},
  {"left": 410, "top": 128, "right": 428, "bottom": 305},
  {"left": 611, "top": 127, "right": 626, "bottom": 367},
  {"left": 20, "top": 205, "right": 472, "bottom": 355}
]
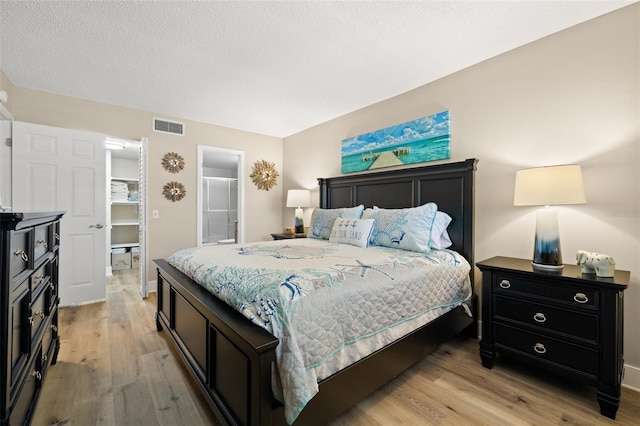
[
  {"left": 623, "top": 363, "right": 640, "bottom": 392},
  {"left": 147, "top": 279, "right": 157, "bottom": 293}
]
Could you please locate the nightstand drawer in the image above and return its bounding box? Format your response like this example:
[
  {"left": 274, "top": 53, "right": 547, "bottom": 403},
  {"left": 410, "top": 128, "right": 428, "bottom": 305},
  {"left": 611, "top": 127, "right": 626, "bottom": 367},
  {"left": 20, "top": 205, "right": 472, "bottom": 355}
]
[
  {"left": 494, "top": 273, "right": 598, "bottom": 310},
  {"left": 495, "top": 324, "right": 598, "bottom": 378},
  {"left": 495, "top": 296, "right": 598, "bottom": 343}
]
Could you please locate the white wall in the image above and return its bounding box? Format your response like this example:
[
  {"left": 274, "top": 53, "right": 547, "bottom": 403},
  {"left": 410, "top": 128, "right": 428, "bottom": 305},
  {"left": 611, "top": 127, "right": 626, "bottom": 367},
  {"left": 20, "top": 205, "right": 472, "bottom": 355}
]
[{"left": 283, "top": 4, "right": 640, "bottom": 387}]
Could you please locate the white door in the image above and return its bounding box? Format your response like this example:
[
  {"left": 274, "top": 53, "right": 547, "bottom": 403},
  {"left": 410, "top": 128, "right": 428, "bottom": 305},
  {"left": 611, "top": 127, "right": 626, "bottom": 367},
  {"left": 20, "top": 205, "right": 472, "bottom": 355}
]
[
  {"left": 12, "top": 121, "right": 107, "bottom": 306},
  {"left": 138, "top": 138, "right": 148, "bottom": 297}
]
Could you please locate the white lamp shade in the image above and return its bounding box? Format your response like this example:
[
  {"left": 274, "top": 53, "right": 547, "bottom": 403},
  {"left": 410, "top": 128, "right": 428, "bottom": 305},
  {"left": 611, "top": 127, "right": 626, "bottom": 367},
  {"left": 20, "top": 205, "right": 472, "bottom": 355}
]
[
  {"left": 286, "top": 189, "right": 311, "bottom": 208},
  {"left": 514, "top": 165, "right": 586, "bottom": 206}
]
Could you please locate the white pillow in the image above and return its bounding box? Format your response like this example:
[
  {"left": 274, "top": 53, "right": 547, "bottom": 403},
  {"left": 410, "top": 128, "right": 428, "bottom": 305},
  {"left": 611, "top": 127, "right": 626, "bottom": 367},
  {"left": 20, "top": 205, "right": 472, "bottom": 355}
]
[
  {"left": 308, "top": 205, "right": 365, "bottom": 240},
  {"left": 329, "top": 218, "right": 375, "bottom": 248},
  {"left": 430, "top": 211, "right": 453, "bottom": 249},
  {"left": 363, "top": 203, "right": 438, "bottom": 252}
]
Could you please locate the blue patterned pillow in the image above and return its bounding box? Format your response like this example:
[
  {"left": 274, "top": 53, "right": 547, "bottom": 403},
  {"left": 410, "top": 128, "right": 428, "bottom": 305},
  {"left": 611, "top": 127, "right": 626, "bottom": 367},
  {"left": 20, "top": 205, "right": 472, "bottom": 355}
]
[
  {"left": 362, "top": 203, "right": 438, "bottom": 252},
  {"left": 308, "top": 205, "right": 365, "bottom": 240}
]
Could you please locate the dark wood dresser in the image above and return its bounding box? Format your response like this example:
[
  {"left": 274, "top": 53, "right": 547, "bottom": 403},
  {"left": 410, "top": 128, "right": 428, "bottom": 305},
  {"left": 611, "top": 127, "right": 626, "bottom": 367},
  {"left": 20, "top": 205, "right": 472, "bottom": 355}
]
[
  {"left": 477, "top": 256, "right": 629, "bottom": 420},
  {"left": 1, "top": 211, "right": 64, "bottom": 426}
]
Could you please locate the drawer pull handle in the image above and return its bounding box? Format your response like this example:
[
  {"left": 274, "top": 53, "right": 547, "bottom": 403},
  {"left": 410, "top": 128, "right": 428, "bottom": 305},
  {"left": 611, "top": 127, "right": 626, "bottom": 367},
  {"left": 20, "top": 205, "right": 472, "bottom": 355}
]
[
  {"left": 35, "top": 310, "right": 45, "bottom": 319},
  {"left": 574, "top": 293, "right": 589, "bottom": 304},
  {"left": 499, "top": 280, "right": 511, "bottom": 289},
  {"left": 533, "top": 313, "right": 547, "bottom": 323},
  {"left": 28, "top": 316, "right": 34, "bottom": 326},
  {"left": 42, "top": 354, "right": 48, "bottom": 362},
  {"left": 32, "top": 370, "right": 42, "bottom": 380},
  {"left": 50, "top": 282, "right": 55, "bottom": 291},
  {"left": 534, "top": 343, "right": 547, "bottom": 354},
  {"left": 35, "top": 274, "right": 44, "bottom": 284},
  {"left": 51, "top": 324, "right": 58, "bottom": 332},
  {"left": 54, "top": 232, "right": 60, "bottom": 240},
  {"left": 15, "top": 249, "right": 28, "bottom": 261},
  {"left": 37, "top": 239, "right": 48, "bottom": 248}
]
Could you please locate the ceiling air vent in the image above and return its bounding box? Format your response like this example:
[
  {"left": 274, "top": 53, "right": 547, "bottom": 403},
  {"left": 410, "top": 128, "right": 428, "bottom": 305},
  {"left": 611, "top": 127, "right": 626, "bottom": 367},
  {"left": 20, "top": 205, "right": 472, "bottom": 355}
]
[{"left": 153, "top": 118, "right": 185, "bottom": 136}]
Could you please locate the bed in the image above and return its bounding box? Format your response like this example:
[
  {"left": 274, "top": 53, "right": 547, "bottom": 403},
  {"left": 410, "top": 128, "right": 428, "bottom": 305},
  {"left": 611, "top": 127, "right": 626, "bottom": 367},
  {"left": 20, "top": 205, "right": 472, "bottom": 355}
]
[{"left": 154, "top": 158, "right": 478, "bottom": 425}]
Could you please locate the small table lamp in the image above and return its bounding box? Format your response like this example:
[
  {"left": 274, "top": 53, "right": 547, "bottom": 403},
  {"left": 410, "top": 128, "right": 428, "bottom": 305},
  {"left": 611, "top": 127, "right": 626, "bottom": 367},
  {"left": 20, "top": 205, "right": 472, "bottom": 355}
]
[
  {"left": 514, "top": 165, "right": 586, "bottom": 271},
  {"left": 286, "top": 189, "right": 311, "bottom": 234}
]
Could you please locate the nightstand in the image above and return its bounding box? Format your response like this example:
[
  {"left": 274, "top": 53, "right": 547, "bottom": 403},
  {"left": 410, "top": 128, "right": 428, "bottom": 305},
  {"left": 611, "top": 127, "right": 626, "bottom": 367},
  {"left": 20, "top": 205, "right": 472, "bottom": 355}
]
[
  {"left": 270, "top": 232, "right": 306, "bottom": 240},
  {"left": 476, "top": 256, "right": 629, "bottom": 419}
]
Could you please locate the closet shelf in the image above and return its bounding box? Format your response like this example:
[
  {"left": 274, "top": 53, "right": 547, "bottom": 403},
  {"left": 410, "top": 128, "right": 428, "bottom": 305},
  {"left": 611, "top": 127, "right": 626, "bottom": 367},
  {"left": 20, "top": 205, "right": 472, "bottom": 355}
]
[
  {"left": 111, "top": 242, "right": 140, "bottom": 249},
  {"left": 111, "top": 200, "right": 139, "bottom": 205},
  {"left": 111, "top": 221, "right": 139, "bottom": 226}
]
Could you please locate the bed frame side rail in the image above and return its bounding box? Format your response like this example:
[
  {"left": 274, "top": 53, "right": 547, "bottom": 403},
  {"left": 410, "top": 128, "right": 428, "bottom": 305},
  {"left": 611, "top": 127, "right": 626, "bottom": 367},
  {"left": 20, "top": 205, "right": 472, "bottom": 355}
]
[{"left": 155, "top": 259, "right": 278, "bottom": 426}]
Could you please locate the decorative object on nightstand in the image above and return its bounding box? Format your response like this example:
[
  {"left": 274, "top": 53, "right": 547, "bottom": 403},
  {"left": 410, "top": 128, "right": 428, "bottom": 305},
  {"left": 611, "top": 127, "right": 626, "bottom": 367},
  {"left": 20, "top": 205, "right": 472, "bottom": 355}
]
[
  {"left": 477, "top": 256, "right": 629, "bottom": 420},
  {"left": 286, "top": 189, "right": 311, "bottom": 234},
  {"left": 513, "top": 164, "right": 586, "bottom": 271},
  {"left": 576, "top": 250, "right": 616, "bottom": 277},
  {"left": 271, "top": 232, "right": 306, "bottom": 240}
]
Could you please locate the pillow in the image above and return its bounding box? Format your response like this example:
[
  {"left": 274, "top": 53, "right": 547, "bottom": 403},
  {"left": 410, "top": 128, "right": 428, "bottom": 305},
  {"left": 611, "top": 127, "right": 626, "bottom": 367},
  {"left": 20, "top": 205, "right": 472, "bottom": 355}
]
[
  {"left": 430, "top": 211, "right": 453, "bottom": 249},
  {"left": 308, "top": 205, "right": 365, "bottom": 240},
  {"left": 363, "top": 203, "right": 438, "bottom": 252},
  {"left": 329, "top": 218, "right": 375, "bottom": 248}
]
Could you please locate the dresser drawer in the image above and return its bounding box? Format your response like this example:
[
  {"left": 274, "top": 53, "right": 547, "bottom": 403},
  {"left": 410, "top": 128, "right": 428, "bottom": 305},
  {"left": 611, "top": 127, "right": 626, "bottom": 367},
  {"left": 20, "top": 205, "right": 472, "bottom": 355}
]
[
  {"left": 10, "top": 229, "right": 31, "bottom": 284},
  {"left": 31, "top": 261, "right": 51, "bottom": 294},
  {"left": 495, "top": 296, "right": 598, "bottom": 343},
  {"left": 42, "top": 310, "right": 58, "bottom": 363},
  {"left": 495, "top": 324, "right": 598, "bottom": 379},
  {"left": 494, "top": 273, "right": 598, "bottom": 310},
  {"left": 33, "top": 224, "right": 52, "bottom": 265},
  {"left": 30, "top": 286, "right": 48, "bottom": 346},
  {"left": 9, "top": 348, "right": 41, "bottom": 426},
  {"left": 52, "top": 221, "right": 61, "bottom": 251}
]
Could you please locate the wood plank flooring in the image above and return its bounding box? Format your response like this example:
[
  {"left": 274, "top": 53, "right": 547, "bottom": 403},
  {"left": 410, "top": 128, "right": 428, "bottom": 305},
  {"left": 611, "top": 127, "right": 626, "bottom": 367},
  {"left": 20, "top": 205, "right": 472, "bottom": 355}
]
[{"left": 32, "top": 269, "right": 640, "bottom": 425}]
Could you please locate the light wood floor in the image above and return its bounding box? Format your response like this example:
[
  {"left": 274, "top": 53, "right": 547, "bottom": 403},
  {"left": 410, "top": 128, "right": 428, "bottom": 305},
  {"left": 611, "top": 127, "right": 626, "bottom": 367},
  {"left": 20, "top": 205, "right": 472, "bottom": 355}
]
[{"left": 32, "top": 269, "right": 640, "bottom": 425}]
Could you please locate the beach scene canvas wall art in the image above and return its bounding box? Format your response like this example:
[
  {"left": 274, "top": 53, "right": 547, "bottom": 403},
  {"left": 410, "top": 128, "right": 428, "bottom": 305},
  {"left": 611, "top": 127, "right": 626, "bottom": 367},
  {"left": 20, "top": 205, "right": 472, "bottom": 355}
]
[{"left": 341, "top": 110, "right": 450, "bottom": 173}]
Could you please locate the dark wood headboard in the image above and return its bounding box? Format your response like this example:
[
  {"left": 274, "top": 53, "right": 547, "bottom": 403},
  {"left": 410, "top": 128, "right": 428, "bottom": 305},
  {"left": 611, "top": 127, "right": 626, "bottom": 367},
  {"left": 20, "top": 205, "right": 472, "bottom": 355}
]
[{"left": 318, "top": 158, "right": 478, "bottom": 269}]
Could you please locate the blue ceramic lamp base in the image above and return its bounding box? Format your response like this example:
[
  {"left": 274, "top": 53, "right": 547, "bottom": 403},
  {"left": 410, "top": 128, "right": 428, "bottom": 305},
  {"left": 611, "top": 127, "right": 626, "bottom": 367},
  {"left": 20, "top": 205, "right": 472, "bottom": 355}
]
[{"left": 532, "top": 208, "right": 564, "bottom": 272}]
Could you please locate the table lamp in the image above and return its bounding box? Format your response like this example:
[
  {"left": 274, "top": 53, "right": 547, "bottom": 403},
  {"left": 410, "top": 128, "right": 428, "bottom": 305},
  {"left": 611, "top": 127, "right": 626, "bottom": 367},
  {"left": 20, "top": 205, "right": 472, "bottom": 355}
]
[
  {"left": 286, "top": 189, "right": 311, "bottom": 234},
  {"left": 514, "top": 164, "right": 586, "bottom": 271}
]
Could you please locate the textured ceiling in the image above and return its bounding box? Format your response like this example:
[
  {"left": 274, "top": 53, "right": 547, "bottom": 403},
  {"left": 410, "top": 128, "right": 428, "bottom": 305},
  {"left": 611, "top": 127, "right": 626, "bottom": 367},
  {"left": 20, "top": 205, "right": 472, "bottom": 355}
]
[{"left": 0, "top": 1, "right": 634, "bottom": 138}]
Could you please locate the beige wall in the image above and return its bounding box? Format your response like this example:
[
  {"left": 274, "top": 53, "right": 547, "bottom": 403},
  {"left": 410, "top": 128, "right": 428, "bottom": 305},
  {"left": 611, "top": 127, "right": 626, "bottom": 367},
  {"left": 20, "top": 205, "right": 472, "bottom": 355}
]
[
  {"left": 7, "top": 87, "right": 283, "bottom": 282},
  {"left": 0, "top": 69, "right": 13, "bottom": 112},
  {"left": 284, "top": 4, "right": 640, "bottom": 384}
]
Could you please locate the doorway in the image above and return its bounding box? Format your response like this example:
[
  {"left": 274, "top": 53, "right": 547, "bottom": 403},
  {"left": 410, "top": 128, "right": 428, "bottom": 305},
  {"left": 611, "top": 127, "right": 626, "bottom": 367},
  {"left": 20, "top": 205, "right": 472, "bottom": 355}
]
[
  {"left": 197, "top": 145, "right": 245, "bottom": 246},
  {"left": 107, "top": 138, "right": 148, "bottom": 298}
]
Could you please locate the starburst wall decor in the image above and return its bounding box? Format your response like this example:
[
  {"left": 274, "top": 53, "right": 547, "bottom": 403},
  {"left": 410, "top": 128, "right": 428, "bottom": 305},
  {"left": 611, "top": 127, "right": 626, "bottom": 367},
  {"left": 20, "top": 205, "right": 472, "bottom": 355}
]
[
  {"left": 161, "top": 152, "right": 185, "bottom": 174},
  {"left": 250, "top": 160, "right": 279, "bottom": 191},
  {"left": 162, "top": 181, "right": 186, "bottom": 202}
]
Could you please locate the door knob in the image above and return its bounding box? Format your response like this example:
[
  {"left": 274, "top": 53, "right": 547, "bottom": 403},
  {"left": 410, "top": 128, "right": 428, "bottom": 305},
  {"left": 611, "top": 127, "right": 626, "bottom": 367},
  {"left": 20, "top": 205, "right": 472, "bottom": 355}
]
[{"left": 90, "top": 224, "right": 104, "bottom": 229}]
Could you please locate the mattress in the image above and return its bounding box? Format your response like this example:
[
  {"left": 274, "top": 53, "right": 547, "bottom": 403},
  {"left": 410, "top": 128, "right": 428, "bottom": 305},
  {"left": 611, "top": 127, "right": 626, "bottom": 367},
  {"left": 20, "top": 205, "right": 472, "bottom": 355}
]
[{"left": 168, "top": 238, "right": 472, "bottom": 424}]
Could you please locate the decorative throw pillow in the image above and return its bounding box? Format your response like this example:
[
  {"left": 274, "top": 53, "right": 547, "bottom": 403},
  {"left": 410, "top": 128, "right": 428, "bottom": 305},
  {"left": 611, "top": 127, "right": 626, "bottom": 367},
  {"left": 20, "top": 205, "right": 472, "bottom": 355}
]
[
  {"left": 329, "top": 218, "right": 375, "bottom": 248},
  {"left": 308, "top": 205, "right": 365, "bottom": 240},
  {"left": 362, "top": 203, "right": 438, "bottom": 252}
]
